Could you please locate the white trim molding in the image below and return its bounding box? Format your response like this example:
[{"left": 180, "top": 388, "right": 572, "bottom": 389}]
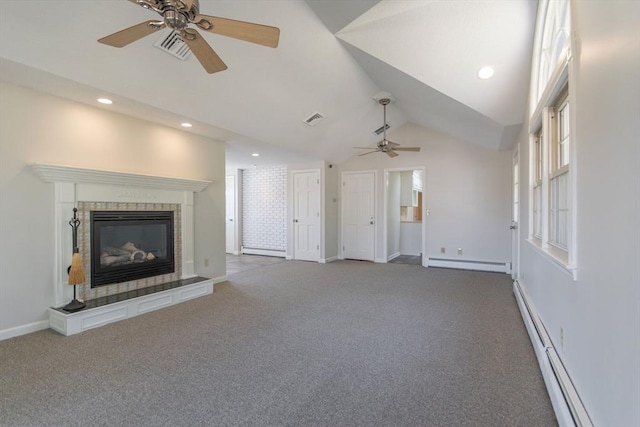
[
  {"left": 30, "top": 163, "right": 212, "bottom": 192},
  {"left": 0, "top": 320, "right": 50, "bottom": 341},
  {"left": 513, "top": 279, "right": 593, "bottom": 427},
  {"left": 241, "top": 247, "right": 286, "bottom": 258},
  {"left": 427, "top": 258, "right": 510, "bottom": 274}
]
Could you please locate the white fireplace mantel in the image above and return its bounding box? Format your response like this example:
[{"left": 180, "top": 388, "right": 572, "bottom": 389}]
[
  {"left": 30, "top": 162, "right": 213, "bottom": 310},
  {"left": 30, "top": 163, "right": 212, "bottom": 192}
]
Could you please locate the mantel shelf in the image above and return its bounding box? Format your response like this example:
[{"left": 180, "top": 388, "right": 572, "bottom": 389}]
[{"left": 30, "top": 163, "right": 212, "bottom": 192}]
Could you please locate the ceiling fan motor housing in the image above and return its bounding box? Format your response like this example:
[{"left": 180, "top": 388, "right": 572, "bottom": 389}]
[
  {"left": 164, "top": 10, "right": 189, "bottom": 30},
  {"left": 159, "top": 0, "right": 199, "bottom": 30}
]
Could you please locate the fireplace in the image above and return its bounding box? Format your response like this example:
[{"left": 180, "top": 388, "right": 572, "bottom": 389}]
[{"left": 91, "top": 211, "right": 175, "bottom": 287}]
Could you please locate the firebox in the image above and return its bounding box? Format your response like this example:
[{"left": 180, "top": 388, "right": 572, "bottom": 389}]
[{"left": 91, "top": 211, "right": 175, "bottom": 287}]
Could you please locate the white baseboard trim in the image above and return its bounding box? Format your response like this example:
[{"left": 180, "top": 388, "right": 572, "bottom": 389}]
[
  {"left": 241, "top": 247, "right": 286, "bottom": 258},
  {"left": 427, "top": 257, "right": 509, "bottom": 273},
  {"left": 513, "top": 280, "right": 593, "bottom": 427},
  {"left": 375, "top": 257, "right": 387, "bottom": 263},
  {"left": 0, "top": 320, "right": 50, "bottom": 341},
  {"left": 387, "top": 252, "right": 401, "bottom": 262},
  {"left": 319, "top": 256, "right": 338, "bottom": 264}
]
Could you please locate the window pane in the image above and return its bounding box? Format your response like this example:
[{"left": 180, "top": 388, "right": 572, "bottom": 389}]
[
  {"left": 536, "top": 0, "right": 571, "bottom": 102},
  {"left": 550, "top": 172, "right": 569, "bottom": 248},
  {"left": 558, "top": 101, "right": 570, "bottom": 167},
  {"left": 534, "top": 185, "right": 542, "bottom": 237}
]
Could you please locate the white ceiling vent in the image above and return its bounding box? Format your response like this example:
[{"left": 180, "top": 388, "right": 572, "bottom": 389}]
[
  {"left": 154, "top": 30, "right": 192, "bottom": 60},
  {"left": 303, "top": 112, "right": 325, "bottom": 126},
  {"left": 373, "top": 123, "right": 390, "bottom": 135}
]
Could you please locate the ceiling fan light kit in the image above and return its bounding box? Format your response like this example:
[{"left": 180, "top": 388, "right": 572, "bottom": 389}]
[
  {"left": 354, "top": 95, "right": 421, "bottom": 158},
  {"left": 98, "top": 0, "right": 280, "bottom": 74}
]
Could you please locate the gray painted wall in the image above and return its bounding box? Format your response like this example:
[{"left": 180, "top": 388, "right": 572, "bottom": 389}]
[{"left": 516, "top": 1, "right": 640, "bottom": 425}]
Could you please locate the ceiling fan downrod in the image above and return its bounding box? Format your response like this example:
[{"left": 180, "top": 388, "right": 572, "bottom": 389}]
[{"left": 379, "top": 97, "right": 391, "bottom": 149}]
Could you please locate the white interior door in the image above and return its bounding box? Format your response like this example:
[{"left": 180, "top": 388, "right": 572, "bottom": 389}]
[
  {"left": 511, "top": 150, "right": 520, "bottom": 279},
  {"left": 225, "top": 175, "right": 236, "bottom": 254},
  {"left": 293, "top": 170, "right": 321, "bottom": 261},
  {"left": 342, "top": 172, "right": 375, "bottom": 261}
]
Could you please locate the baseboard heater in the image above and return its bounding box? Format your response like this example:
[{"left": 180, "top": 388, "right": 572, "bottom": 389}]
[
  {"left": 428, "top": 257, "right": 509, "bottom": 273},
  {"left": 513, "top": 280, "right": 593, "bottom": 427},
  {"left": 240, "top": 246, "right": 286, "bottom": 258}
]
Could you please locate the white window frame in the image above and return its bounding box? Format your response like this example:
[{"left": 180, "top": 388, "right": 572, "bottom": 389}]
[
  {"left": 527, "top": 0, "right": 577, "bottom": 279},
  {"left": 549, "top": 93, "right": 570, "bottom": 253},
  {"left": 531, "top": 130, "right": 543, "bottom": 240}
]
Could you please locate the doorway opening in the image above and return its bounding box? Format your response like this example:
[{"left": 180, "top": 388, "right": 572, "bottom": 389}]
[{"left": 384, "top": 167, "right": 426, "bottom": 267}]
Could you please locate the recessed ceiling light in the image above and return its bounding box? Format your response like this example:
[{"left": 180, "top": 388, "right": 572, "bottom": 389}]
[
  {"left": 251, "top": 153, "right": 260, "bottom": 157},
  {"left": 478, "top": 66, "right": 495, "bottom": 80},
  {"left": 97, "top": 98, "right": 113, "bottom": 105},
  {"left": 181, "top": 122, "right": 192, "bottom": 128}
]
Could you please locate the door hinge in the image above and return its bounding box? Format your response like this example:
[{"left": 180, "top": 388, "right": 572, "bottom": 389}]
[
  {"left": 343, "top": 245, "right": 345, "bottom": 251},
  {"left": 317, "top": 179, "right": 319, "bottom": 184},
  {"left": 343, "top": 181, "right": 345, "bottom": 187},
  {"left": 317, "top": 245, "right": 319, "bottom": 250}
]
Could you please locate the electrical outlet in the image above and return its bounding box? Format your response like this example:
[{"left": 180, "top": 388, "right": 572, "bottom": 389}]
[
  {"left": 457, "top": 248, "right": 463, "bottom": 255},
  {"left": 440, "top": 247, "right": 446, "bottom": 254},
  {"left": 204, "top": 258, "right": 209, "bottom": 267}
]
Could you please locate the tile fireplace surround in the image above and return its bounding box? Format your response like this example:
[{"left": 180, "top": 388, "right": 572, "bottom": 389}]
[{"left": 31, "top": 163, "right": 218, "bottom": 335}]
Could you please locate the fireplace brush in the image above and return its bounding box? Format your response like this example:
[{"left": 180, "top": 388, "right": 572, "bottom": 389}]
[{"left": 63, "top": 208, "right": 86, "bottom": 312}]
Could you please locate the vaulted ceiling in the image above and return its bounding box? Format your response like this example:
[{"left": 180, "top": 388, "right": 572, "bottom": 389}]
[{"left": 0, "top": 0, "right": 537, "bottom": 169}]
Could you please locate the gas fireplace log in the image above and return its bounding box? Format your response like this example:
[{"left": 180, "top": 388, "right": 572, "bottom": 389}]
[
  {"left": 100, "top": 243, "right": 157, "bottom": 266},
  {"left": 100, "top": 254, "right": 131, "bottom": 266}
]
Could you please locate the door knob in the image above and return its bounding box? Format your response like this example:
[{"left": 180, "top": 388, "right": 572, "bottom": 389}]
[
  {"left": 510, "top": 224, "right": 517, "bottom": 229},
  {"left": 294, "top": 219, "right": 298, "bottom": 223},
  {"left": 370, "top": 221, "right": 374, "bottom": 225}
]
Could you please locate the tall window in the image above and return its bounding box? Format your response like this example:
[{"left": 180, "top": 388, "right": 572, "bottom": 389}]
[
  {"left": 549, "top": 94, "right": 570, "bottom": 248},
  {"left": 529, "top": 0, "right": 574, "bottom": 272},
  {"left": 532, "top": 131, "right": 543, "bottom": 238}
]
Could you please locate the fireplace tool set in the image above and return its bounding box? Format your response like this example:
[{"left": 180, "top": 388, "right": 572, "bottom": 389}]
[{"left": 63, "top": 208, "right": 86, "bottom": 312}]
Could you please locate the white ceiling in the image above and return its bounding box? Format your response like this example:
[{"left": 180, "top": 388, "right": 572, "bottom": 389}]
[{"left": 0, "top": 0, "right": 537, "bottom": 169}]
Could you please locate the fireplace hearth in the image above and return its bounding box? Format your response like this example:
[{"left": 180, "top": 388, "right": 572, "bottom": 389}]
[{"left": 91, "top": 211, "right": 175, "bottom": 287}]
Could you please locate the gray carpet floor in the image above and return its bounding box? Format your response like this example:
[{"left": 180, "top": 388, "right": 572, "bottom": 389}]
[{"left": 0, "top": 260, "right": 557, "bottom": 426}]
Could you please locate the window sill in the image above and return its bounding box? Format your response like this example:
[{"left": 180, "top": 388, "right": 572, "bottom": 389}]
[{"left": 526, "top": 238, "right": 577, "bottom": 281}]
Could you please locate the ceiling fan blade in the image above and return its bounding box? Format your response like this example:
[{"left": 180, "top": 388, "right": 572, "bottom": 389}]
[
  {"left": 353, "top": 146, "right": 376, "bottom": 149},
  {"left": 385, "top": 140, "right": 399, "bottom": 147},
  {"left": 358, "top": 150, "right": 379, "bottom": 157},
  {"left": 98, "top": 20, "right": 165, "bottom": 48},
  {"left": 195, "top": 14, "right": 280, "bottom": 47},
  {"left": 386, "top": 150, "right": 399, "bottom": 158},
  {"left": 182, "top": 30, "right": 228, "bottom": 74},
  {"left": 393, "top": 147, "right": 421, "bottom": 152}
]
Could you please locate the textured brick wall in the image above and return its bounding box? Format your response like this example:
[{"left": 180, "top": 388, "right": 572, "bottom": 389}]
[{"left": 241, "top": 166, "right": 287, "bottom": 251}]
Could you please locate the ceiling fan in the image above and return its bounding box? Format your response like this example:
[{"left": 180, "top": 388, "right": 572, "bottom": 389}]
[
  {"left": 98, "top": 0, "right": 280, "bottom": 74},
  {"left": 354, "top": 98, "right": 421, "bottom": 158}
]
